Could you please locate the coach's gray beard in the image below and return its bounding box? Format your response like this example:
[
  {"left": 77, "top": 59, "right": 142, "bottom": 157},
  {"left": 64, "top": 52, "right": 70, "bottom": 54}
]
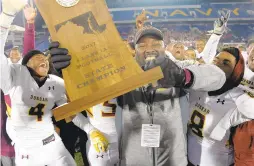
[
  {"left": 136, "top": 55, "right": 160, "bottom": 90},
  {"left": 135, "top": 54, "right": 146, "bottom": 69},
  {"left": 135, "top": 54, "right": 159, "bottom": 70}
]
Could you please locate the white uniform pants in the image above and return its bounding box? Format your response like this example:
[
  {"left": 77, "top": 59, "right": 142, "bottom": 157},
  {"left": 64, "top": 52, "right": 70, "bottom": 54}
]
[{"left": 14, "top": 132, "right": 76, "bottom": 166}]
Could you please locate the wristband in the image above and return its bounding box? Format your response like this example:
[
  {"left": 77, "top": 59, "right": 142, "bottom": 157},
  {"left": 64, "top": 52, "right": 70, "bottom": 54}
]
[{"left": 184, "top": 69, "right": 191, "bottom": 85}]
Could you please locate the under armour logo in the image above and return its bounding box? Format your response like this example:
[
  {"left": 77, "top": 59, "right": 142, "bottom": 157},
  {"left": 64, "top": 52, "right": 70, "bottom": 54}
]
[
  {"left": 96, "top": 155, "right": 104, "bottom": 158},
  {"left": 217, "top": 99, "right": 225, "bottom": 105},
  {"left": 21, "top": 155, "right": 29, "bottom": 159},
  {"left": 48, "top": 86, "right": 55, "bottom": 90}
]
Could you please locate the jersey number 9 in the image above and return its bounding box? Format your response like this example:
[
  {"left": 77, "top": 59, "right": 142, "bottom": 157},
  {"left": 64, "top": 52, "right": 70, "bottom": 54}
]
[{"left": 28, "top": 103, "right": 45, "bottom": 121}]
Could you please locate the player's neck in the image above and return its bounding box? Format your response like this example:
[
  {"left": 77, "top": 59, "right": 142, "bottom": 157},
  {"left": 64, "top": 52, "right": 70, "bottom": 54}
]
[
  {"left": 27, "top": 67, "right": 48, "bottom": 87},
  {"left": 38, "top": 76, "right": 46, "bottom": 80}
]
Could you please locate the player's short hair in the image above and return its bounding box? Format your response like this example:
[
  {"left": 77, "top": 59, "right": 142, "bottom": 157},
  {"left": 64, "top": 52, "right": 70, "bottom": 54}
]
[
  {"left": 222, "top": 47, "right": 240, "bottom": 62},
  {"left": 11, "top": 46, "right": 19, "bottom": 50},
  {"left": 173, "top": 42, "right": 185, "bottom": 48},
  {"left": 10, "top": 46, "right": 20, "bottom": 53}
]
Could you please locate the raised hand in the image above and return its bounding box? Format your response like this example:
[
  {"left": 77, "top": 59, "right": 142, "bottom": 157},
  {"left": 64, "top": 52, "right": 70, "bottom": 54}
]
[
  {"left": 23, "top": 5, "right": 37, "bottom": 23},
  {"left": 213, "top": 10, "right": 231, "bottom": 35},
  {"left": 136, "top": 9, "right": 148, "bottom": 30},
  {"left": 89, "top": 129, "right": 109, "bottom": 153}
]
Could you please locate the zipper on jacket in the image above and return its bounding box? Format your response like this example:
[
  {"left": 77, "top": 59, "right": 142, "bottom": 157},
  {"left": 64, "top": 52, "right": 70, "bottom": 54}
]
[{"left": 141, "top": 87, "right": 157, "bottom": 166}]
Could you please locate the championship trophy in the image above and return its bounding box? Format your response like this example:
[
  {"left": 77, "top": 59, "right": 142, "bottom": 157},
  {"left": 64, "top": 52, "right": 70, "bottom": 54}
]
[{"left": 34, "top": 0, "right": 163, "bottom": 121}]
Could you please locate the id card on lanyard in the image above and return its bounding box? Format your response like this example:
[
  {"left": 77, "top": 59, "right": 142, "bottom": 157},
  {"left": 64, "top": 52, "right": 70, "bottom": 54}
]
[
  {"left": 141, "top": 124, "right": 161, "bottom": 147},
  {"left": 141, "top": 88, "right": 161, "bottom": 147}
]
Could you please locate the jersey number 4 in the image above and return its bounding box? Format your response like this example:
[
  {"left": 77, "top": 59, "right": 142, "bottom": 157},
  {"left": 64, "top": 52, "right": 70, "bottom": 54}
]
[
  {"left": 28, "top": 103, "right": 45, "bottom": 121},
  {"left": 189, "top": 110, "right": 205, "bottom": 138}
]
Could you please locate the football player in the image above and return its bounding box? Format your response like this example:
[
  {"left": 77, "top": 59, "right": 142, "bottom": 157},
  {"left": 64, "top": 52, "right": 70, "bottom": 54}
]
[
  {"left": 171, "top": 42, "right": 186, "bottom": 60},
  {"left": 187, "top": 47, "right": 247, "bottom": 166},
  {"left": 47, "top": 8, "right": 238, "bottom": 166},
  {"left": 183, "top": 12, "right": 253, "bottom": 166},
  {"left": 49, "top": 42, "right": 117, "bottom": 166},
  {"left": 0, "top": 0, "right": 77, "bottom": 165},
  {"left": 8, "top": 46, "right": 22, "bottom": 64},
  {"left": 71, "top": 99, "right": 120, "bottom": 166},
  {"left": 226, "top": 46, "right": 254, "bottom": 166},
  {"left": 1, "top": 4, "right": 37, "bottom": 166},
  {"left": 195, "top": 38, "right": 206, "bottom": 54}
]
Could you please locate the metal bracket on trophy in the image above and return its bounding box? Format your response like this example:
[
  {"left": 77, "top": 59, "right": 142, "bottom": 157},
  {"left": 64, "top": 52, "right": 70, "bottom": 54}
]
[{"left": 35, "top": 0, "right": 163, "bottom": 122}]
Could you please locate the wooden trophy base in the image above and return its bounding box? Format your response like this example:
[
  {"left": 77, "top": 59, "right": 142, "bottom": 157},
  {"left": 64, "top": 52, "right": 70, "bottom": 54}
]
[{"left": 54, "top": 67, "right": 163, "bottom": 122}]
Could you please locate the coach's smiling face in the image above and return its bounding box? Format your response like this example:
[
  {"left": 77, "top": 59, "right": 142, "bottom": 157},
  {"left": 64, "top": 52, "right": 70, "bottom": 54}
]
[{"left": 135, "top": 35, "right": 165, "bottom": 68}]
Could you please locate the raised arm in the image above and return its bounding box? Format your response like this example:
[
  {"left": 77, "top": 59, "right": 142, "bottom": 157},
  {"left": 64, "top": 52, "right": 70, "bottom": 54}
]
[
  {"left": 0, "top": 0, "right": 27, "bottom": 93},
  {"left": 200, "top": 34, "right": 222, "bottom": 64},
  {"left": 23, "top": 5, "right": 36, "bottom": 55},
  {"left": 200, "top": 10, "right": 231, "bottom": 64}
]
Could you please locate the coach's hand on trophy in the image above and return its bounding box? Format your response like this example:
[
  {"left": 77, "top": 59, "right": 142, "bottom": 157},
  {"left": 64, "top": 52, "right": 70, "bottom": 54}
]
[
  {"left": 48, "top": 41, "right": 71, "bottom": 77},
  {"left": 89, "top": 129, "right": 109, "bottom": 153},
  {"left": 213, "top": 10, "right": 231, "bottom": 35},
  {"left": 2, "top": 0, "right": 28, "bottom": 16}
]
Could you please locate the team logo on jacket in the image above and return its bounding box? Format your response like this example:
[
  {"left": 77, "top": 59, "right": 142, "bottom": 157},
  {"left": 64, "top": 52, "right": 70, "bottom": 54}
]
[{"left": 56, "top": 0, "right": 79, "bottom": 7}]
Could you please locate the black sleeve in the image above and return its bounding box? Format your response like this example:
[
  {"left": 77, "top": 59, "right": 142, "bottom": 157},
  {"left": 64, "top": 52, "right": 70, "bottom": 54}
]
[
  {"left": 52, "top": 116, "right": 67, "bottom": 128},
  {"left": 51, "top": 104, "right": 67, "bottom": 128},
  {"left": 117, "top": 96, "right": 124, "bottom": 108}
]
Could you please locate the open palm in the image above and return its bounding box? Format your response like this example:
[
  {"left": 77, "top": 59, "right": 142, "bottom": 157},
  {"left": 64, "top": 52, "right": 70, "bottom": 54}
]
[
  {"left": 136, "top": 10, "right": 148, "bottom": 30},
  {"left": 23, "top": 5, "right": 37, "bottom": 21}
]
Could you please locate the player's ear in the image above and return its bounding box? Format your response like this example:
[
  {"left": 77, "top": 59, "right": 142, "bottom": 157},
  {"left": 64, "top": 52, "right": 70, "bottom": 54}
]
[{"left": 26, "top": 59, "right": 34, "bottom": 68}]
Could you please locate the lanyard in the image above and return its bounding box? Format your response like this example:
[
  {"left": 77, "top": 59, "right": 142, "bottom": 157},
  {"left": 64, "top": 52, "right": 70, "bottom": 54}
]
[{"left": 141, "top": 86, "right": 156, "bottom": 124}]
